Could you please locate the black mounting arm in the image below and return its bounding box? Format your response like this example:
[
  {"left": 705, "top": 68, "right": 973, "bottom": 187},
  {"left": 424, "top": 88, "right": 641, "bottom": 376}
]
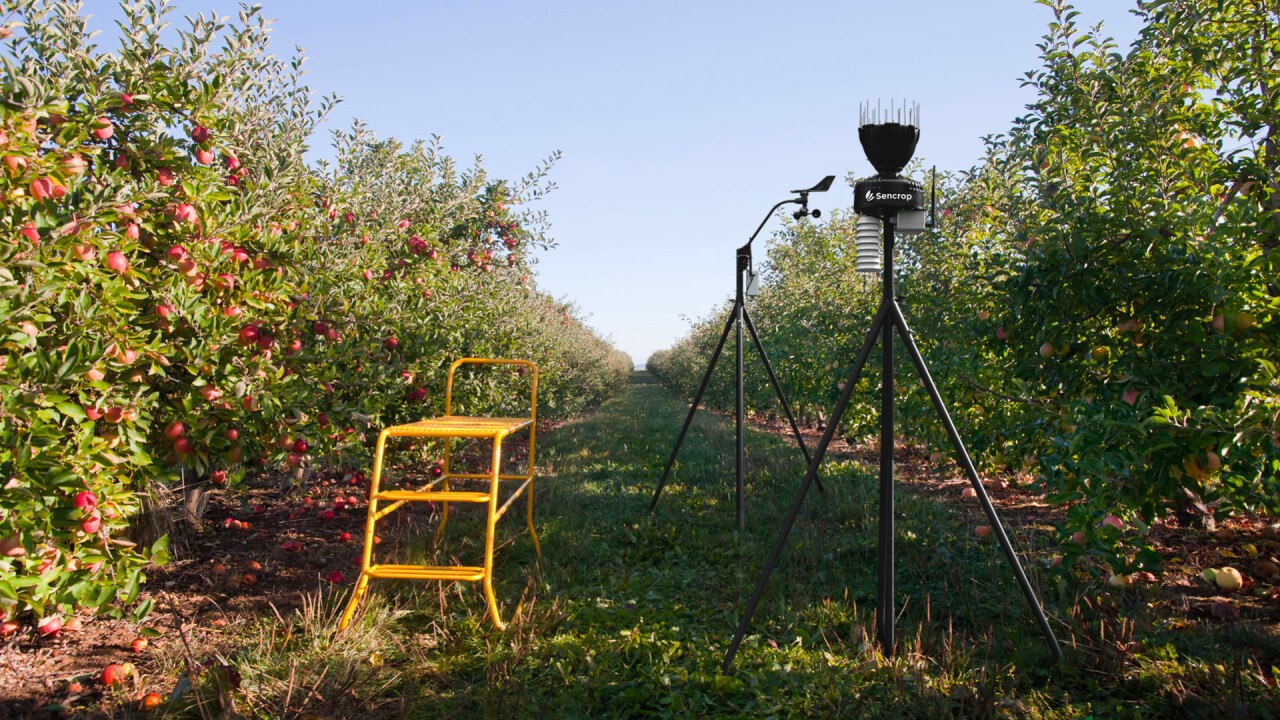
[{"left": 743, "top": 175, "right": 836, "bottom": 256}]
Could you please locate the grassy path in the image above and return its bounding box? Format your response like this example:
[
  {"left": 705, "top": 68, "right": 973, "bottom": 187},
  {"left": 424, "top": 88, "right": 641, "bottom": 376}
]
[{"left": 217, "top": 372, "right": 1275, "bottom": 719}]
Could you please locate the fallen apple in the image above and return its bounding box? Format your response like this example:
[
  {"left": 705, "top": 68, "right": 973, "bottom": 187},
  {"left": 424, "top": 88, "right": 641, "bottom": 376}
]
[{"left": 1215, "top": 566, "right": 1244, "bottom": 590}]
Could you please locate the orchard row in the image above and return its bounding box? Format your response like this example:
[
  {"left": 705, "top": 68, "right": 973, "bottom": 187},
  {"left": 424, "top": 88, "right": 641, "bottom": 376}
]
[
  {"left": 651, "top": 1, "right": 1278, "bottom": 574},
  {"left": 0, "top": 1, "right": 630, "bottom": 630}
]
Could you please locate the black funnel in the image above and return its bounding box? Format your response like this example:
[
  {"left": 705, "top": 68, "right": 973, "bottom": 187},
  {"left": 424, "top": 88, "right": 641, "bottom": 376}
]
[{"left": 858, "top": 122, "right": 919, "bottom": 178}]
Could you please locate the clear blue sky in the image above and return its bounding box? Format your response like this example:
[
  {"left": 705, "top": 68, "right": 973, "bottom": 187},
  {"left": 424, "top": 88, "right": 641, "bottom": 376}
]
[{"left": 85, "top": 1, "right": 1142, "bottom": 366}]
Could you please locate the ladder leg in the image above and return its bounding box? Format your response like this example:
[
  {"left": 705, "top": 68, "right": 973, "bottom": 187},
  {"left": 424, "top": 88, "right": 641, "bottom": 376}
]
[
  {"left": 338, "top": 573, "right": 371, "bottom": 632},
  {"left": 483, "top": 435, "right": 507, "bottom": 630},
  {"left": 340, "top": 429, "right": 391, "bottom": 631},
  {"left": 526, "top": 473, "right": 541, "bottom": 564},
  {"left": 435, "top": 437, "right": 453, "bottom": 544}
]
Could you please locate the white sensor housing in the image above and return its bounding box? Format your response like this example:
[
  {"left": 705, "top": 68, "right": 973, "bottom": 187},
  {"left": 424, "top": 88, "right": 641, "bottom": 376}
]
[{"left": 855, "top": 215, "right": 882, "bottom": 273}]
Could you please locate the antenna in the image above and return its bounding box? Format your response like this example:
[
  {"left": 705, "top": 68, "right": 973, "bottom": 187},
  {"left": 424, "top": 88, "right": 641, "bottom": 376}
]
[{"left": 927, "top": 166, "right": 937, "bottom": 229}]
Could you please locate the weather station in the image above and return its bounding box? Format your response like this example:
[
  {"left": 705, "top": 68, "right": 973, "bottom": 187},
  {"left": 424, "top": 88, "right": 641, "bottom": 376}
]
[
  {"left": 649, "top": 176, "right": 837, "bottom": 531},
  {"left": 722, "top": 100, "right": 1064, "bottom": 671}
]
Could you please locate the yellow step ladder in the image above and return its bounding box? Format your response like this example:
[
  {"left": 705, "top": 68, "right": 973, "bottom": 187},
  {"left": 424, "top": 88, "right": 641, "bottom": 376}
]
[{"left": 338, "top": 358, "right": 540, "bottom": 631}]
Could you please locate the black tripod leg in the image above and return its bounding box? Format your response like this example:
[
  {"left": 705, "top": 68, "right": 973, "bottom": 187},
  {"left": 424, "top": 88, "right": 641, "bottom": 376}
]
[
  {"left": 736, "top": 300, "right": 745, "bottom": 531},
  {"left": 890, "top": 302, "right": 1064, "bottom": 663},
  {"left": 722, "top": 304, "right": 887, "bottom": 672},
  {"left": 650, "top": 304, "right": 738, "bottom": 513},
  {"left": 741, "top": 308, "right": 827, "bottom": 496}
]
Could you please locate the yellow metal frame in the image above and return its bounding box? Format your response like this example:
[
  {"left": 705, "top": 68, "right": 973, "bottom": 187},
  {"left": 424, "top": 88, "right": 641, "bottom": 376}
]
[{"left": 338, "top": 358, "right": 540, "bottom": 631}]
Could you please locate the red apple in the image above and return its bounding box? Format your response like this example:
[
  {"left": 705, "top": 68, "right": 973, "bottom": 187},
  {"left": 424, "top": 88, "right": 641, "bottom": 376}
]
[
  {"left": 81, "top": 511, "right": 102, "bottom": 534},
  {"left": 224, "top": 154, "right": 240, "bottom": 171},
  {"left": 173, "top": 437, "right": 192, "bottom": 455},
  {"left": 165, "top": 422, "right": 185, "bottom": 439},
  {"left": 223, "top": 427, "right": 239, "bottom": 441},
  {"left": 190, "top": 125, "right": 210, "bottom": 143},
  {"left": 37, "top": 615, "right": 63, "bottom": 637},
  {"left": 194, "top": 148, "right": 214, "bottom": 165},
  {"left": 74, "top": 490, "right": 98, "bottom": 509},
  {"left": 73, "top": 244, "right": 97, "bottom": 261},
  {"left": 292, "top": 438, "right": 308, "bottom": 453},
  {"left": 92, "top": 117, "right": 114, "bottom": 140},
  {"left": 62, "top": 153, "right": 88, "bottom": 175},
  {"left": 125, "top": 222, "right": 140, "bottom": 240},
  {"left": 105, "top": 251, "right": 129, "bottom": 274},
  {"left": 101, "top": 663, "right": 128, "bottom": 686},
  {"left": 172, "top": 203, "right": 197, "bottom": 224},
  {"left": 156, "top": 167, "right": 175, "bottom": 186},
  {"left": 30, "top": 176, "right": 57, "bottom": 200},
  {"left": 1122, "top": 387, "right": 1139, "bottom": 405},
  {"left": 238, "top": 324, "right": 261, "bottom": 346},
  {"left": 21, "top": 221, "right": 39, "bottom": 243},
  {"left": 384, "top": 336, "right": 398, "bottom": 350},
  {"left": 210, "top": 470, "right": 227, "bottom": 485},
  {"left": 1, "top": 533, "right": 24, "bottom": 557},
  {"left": 3, "top": 154, "right": 27, "bottom": 174}
]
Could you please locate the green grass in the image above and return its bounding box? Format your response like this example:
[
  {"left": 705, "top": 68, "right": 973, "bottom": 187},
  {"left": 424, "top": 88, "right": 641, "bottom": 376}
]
[{"left": 167, "top": 372, "right": 1278, "bottom": 719}]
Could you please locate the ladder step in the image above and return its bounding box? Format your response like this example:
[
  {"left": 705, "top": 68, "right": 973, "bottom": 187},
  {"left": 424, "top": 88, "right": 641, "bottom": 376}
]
[
  {"left": 366, "top": 564, "right": 485, "bottom": 581},
  {"left": 374, "top": 490, "right": 490, "bottom": 503}
]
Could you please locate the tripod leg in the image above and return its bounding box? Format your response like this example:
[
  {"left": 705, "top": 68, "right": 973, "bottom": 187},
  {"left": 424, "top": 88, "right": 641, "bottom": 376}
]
[
  {"left": 741, "top": 308, "right": 827, "bottom": 496},
  {"left": 723, "top": 304, "right": 887, "bottom": 672},
  {"left": 736, "top": 300, "right": 746, "bottom": 531},
  {"left": 890, "top": 302, "right": 1064, "bottom": 663},
  {"left": 650, "top": 304, "right": 738, "bottom": 513},
  {"left": 878, "top": 294, "right": 895, "bottom": 655}
]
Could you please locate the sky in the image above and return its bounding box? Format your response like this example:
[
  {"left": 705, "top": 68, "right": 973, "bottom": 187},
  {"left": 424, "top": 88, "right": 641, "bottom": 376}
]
[{"left": 83, "top": 0, "right": 1144, "bottom": 366}]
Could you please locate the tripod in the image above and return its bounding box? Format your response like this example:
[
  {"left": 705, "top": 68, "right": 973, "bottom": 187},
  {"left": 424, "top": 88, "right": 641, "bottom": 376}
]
[
  {"left": 721, "top": 211, "right": 1064, "bottom": 671},
  {"left": 650, "top": 178, "right": 835, "bottom": 531}
]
